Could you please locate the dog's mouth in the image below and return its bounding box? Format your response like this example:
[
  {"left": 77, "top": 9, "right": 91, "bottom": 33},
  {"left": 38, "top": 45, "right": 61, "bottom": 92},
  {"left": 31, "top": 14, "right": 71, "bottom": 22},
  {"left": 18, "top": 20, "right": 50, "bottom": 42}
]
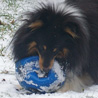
[
  {"left": 35, "top": 59, "right": 68, "bottom": 83},
  {"left": 38, "top": 58, "right": 69, "bottom": 78},
  {"left": 39, "top": 52, "right": 69, "bottom": 74}
]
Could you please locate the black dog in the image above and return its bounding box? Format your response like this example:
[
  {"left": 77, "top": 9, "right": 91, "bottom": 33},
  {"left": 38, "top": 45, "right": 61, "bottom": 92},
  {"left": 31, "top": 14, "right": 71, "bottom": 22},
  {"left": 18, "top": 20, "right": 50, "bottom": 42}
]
[{"left": 12, "top": 0, "right": 98, "bottom": 92}]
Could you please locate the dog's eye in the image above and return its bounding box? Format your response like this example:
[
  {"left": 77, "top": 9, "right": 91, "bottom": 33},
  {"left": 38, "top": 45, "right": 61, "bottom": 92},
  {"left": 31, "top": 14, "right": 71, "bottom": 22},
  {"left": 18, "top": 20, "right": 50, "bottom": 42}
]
[
  {"left": 56, "top": 52, "right": 64, "bottom": 58},
  {"left": 43, "top": 45, "right": 47, "bottom": 50},
  {"left": 39, "top": 45, "right": 47, "bottom": 51},
  {"left": 53, "top": 48, "right": 57, "bottom": 52},
  {"left": 28, "top": 47, "right": 39, "bottom": 56},
  {"left": 56, "top": 48, "right": 69, "bottom": 58},
  {"left": 53, "top": 48, "right": 59, "bottom": 55}
]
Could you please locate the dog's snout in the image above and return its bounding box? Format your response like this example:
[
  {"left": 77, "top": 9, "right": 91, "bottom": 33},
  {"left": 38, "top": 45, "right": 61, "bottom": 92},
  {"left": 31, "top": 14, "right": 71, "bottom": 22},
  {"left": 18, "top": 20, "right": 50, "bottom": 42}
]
[
  {"left": 43, "top": 67, "right": 50, "bottom": 73},
  {"left": 39, "top": 55, "right": 54, "bottom": 73}
]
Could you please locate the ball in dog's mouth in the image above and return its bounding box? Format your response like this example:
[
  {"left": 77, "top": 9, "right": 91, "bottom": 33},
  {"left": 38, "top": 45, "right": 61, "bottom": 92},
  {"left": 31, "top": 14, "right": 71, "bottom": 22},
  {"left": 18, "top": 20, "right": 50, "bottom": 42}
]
[{"left": 15, "top": 56, "right": 66, "bottom": 93}]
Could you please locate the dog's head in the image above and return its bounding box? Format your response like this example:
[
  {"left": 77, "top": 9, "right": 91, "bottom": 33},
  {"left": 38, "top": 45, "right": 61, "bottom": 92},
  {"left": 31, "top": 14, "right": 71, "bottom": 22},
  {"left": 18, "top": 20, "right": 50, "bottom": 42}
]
[{"left": 13, "top": 5, "right": 89, "bottom": 73}]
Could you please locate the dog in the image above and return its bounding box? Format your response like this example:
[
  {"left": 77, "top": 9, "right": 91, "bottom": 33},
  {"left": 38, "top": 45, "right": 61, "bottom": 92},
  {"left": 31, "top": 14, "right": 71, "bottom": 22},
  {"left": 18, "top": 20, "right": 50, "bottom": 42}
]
[{"left": 12, "top": 0, "right": 98, "bottom": 93}]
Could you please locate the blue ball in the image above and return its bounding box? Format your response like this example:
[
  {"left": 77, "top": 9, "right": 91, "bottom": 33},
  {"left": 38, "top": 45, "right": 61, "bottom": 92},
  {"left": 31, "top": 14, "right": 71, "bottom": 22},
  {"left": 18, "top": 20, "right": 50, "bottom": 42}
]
[{"left": 15, "top": 56, "right": 65, "bottom": 93}]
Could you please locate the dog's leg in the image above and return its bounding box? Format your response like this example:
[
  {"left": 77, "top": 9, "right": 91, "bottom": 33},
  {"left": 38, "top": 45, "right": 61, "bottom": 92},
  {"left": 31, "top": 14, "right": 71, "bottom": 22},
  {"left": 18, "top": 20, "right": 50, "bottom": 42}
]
[{"left": 57, "top": 72, "right": 93, "bottom": 92}]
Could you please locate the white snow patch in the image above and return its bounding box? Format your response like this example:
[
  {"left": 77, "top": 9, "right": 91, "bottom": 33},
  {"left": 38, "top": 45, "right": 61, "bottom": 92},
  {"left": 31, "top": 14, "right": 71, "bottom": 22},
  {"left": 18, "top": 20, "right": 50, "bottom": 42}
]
[
  {"left": 53, "top": 61, "right": 65, "bottom": 82},
  {"left": 0, "top": 73, "right": 98, "bottom": 98}
]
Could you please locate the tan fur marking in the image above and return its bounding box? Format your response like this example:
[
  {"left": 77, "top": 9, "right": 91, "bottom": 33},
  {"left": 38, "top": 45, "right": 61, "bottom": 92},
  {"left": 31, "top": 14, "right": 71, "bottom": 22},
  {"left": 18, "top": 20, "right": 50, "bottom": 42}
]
[
  {"left": 53, "top": 48, "right": 57, "bottom": 52},
  {"left": 63, "top": 48, "right": 69, "bottom": 56},
  {"left": 29, "top": 20, "right": 43, "bottom": 30},
  {"left": 43, "top": 45, "right": 47, "bottom": 50},
  {"left": 28, "top": 48, "right": 37, "bottom": 54},
  {"left": 39, "top": 55, "right": 44, "bottom": 70},
  {"left": 28, "top": 41, "right": 37, "bottom": 50},
  {"left": 65, "top": 28, "right": 78, "bottom": 38},
  {"left": 28, "top": 41, "right": 37, "bottom": 54}
]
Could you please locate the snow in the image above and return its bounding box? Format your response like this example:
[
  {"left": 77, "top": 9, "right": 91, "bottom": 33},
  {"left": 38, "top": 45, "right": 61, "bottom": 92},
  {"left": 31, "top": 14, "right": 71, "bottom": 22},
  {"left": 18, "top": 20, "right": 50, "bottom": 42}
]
[
  {"left": 53, "top": 61, "right": 65, "bottom": 82},
  {"left": 0, "top": 73, "right": 98, "bottom": 98},
  {"left": 0, "top": 0, "right": 98, "bottom": 98}
]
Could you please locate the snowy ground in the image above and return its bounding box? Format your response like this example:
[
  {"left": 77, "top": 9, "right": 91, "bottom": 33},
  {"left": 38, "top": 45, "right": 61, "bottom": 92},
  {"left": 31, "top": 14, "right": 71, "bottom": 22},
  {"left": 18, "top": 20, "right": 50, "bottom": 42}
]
[{"left": 0, "top": 0, "right": 98, "bottom": 98}]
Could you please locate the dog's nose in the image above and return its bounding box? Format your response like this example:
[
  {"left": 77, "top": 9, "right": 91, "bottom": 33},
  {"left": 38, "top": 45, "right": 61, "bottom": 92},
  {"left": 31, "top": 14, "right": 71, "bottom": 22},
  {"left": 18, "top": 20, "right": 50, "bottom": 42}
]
[{"left": 43, "top": 68, "right": 50, "bottom": 73}]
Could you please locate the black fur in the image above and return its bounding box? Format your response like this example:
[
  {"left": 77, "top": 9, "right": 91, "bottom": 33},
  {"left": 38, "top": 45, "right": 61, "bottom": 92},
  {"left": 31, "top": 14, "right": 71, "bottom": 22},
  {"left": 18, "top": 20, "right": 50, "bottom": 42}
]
[{"left": 12, "top": 0, "right": 98, "bottom": 92}]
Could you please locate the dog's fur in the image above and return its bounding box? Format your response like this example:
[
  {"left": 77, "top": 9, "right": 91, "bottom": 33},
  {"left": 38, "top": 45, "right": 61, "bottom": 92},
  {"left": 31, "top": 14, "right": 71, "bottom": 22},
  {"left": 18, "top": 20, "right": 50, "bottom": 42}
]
[{"left": 12, "top": 0, "right": 98, "bottom": 92}]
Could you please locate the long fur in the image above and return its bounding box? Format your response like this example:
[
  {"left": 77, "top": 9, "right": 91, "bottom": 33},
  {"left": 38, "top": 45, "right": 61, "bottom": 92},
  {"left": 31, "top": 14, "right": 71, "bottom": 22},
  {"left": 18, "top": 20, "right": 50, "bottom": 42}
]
[{"left": 12, "top": 0, "right": 98, "bottom": 92}]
